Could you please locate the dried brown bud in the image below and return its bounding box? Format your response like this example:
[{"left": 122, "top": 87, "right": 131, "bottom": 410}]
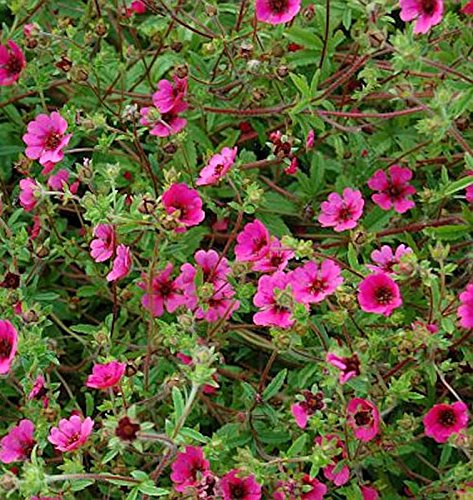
[
  {"left": 276, "top": 65, "right": 289, "bottom": 78},
  {"left": 175, "top": 64, "right": 188, "bottom": 79}
]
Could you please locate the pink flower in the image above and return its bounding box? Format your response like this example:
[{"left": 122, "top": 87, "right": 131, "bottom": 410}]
[
  {"left": 48, "top": 415, "right": 94, "bottom": 452},
  {"left": 399, "top": 0, "right": 443, "bottom": 34},
  {"left": 465, "top": 171, "right": 473, "bottom": 203},
  {"left": 152, "top": 76, "right": 188, "bottom": 114},
  {"left": 23, "top": 112, "right": 72, "bottom": 171},
  {"left": 47, "top": 169, "right": 72, "bottom": 192},
  {"left": 367, "top": 166, "right": 416, "bottom": 213},
  {"left": 90, "top": 224, "right": 116, "bottom": 263},
  {"left": 162, "top": 183, "right": 205, "bottom": 232},
  {"left": 357, "top": 273, "right": 402, "bottom": 316},
  {"left": 23, "top": 23, "right": 38, "bottom": 38},
  {"left": 291, "top": 391, "right": 324, "bottom": 429},
  {"left": 139, "top": 263, "right": 186, "bottom": 317},
  {"left": 255, "top": 0, "right": 301, "bottom": 25},
  {"left": 274, "top": 477, "right": 327, "bottom": 499},
  {"left": 140, "top": 102, "right": 187, "bottom": 137},
  {"left": 306, "top": 129, "right": 315, "bottom": 150},
  {"left": 252, "top": 238, "right": 294, "bottom": 273},
  {"left": 19, "top": 178, "right": 41, "bottom": 211},
  {"left": 361, "top": 485, "right": 379, "bottom": 500},
  {"left": 367, "top": 244, "right": 412, "bottom": 274},
  {"left": 128, "top": 0, "right": 147, "bottom": 15},
  {"left": 235, "top": 219, "right": 271, "bottom": 262},
  {"left": 318, "top": 188, "right": 364, "bottom": 232},
  {"left": 176, "top": 250, "right": 239, "bottom": 323},
  {"left": 86, "top": 360, "right": 126, "bottom": 390},
  {"left": 315, "top": 435, "right": 350, "bottom": 486},
  {"left": 458, "top": 284, "right": 473, "bottom": 329},
  {"left": 284, "top": 157, "right": 298, "bottom": 175},
  {"left": 0, "top": 40, "right": 26, "bottom": 86},
  {"left": 326, "top": 352, "right": 361, "bottom": 384},
  {"left": 196, "top": 146, "right": 238, "bottom": 186},
  {"left": 0, "top": 420, "right": 35, "bottom": 463},
  {"left": 347, "top": 398, "right": 380, "bottom": 442},
  {"left": 423, "top": 401, "right": 469, "bottom": 443},
  {"left": 253, "top": 271, "right": 299, "bottom": 329},
  {"left": 291, "top": 260, "right": 343, "bottom": 305},
  {"left": 170, "top": 446, "right": 211, "bottom": 493},
  {"left": 106, "top": 244, "right": 132, "bottom": 282},
  {"left": 28, "top": 375, "right": 46, "bottom": 400},
  {"left": 462, "top": 1, "right": 473, "bottom": 15},
  {"left": 219, "top": 469, "right": 262, "bottom": 500},
  {"left": 0, "top": 320, "right": 18, "bottom": 375}
]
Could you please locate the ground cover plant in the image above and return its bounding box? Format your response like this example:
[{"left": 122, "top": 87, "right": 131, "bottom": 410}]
[{"left": 0, "top": 0, "right": 472, "bottom": 498}]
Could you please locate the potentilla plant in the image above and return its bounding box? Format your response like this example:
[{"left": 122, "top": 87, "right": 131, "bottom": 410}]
[{"left": 0, "top": 0, "right": 472, "bottom": 499}]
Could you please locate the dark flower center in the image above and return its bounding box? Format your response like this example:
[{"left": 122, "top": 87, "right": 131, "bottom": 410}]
[
  {"left": 375, "top": 286, "right": 393, "bottom": 305},
  {"left": 387, "top": 183, "right": 404, "bottom": 200},
  {"left": 269, "top": 254, "right": 284, "bottom": 268},
  {"left": 343, "top": 354, "right": 361, "bottom": 375},
  {"left": 66, "top": 432, "right": 80, "bottom": 446},
  {"left": 337, "top": 205, "right": 353, "bottom": 221},
  {"left": 115, "top": 417, "right": 141, "bottom": 441},
  {"left": 439, "top": 409, "right": 456, "bottom": 428},
  {"left": 421, "top": 0, "right": 437, "bottom": 15},
  {"left": 229, "top": 483, "right": 247, "bottom": 498},
  {"left": 159, "top": 280, "right": 174, "bottom": 298},
  {"left": 253, "top": 237, "right": 268, "bottom": 252},
  {"left": 0, "top": 272, "right": 20, "bottom": 289},
  {"left": 309, "top": 278, "right": 327, "bottom": 294},
  {"left": 213, "top": 163, "right": 225, "bottom": 176},
  {"left": 302, "top": 390, "right": 324, "bottom": 414},
  {"left": 45, "top": 132, "right": 62, "bottom": 151},
  {"left": 354, "top": 408, "right": 372, "bottom": 426},
  {"left": 269, "top": 0, "right": 289, "bottom": 13},
  {"left": 4, "top": 55, "right": 23, "bottom": 75},
  {"left": 0, "top": 338, "right": 12, "bottom": 358}
]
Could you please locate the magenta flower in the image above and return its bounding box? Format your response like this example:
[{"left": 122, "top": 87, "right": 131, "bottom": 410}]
[
  {"left": 318, "top": 188, "right": 364, "bottom": 232},
  {"left": 255, "top": 0, "right": 301, "bottom": 25},
  {"left": 152, "top": 76, "right": 188, "bottom": 114},
  {"left": 125, "top": 0, "right": 147, "bottom": 16},
  {"left": 300, "top": 475, "right": 328, "bottom": 499},
  {"left": 90, "top": 224, "right": 116, "bottom": 263},
  {"left": 162, "top": 183, "right": 205, "bottom": 232},
  {"left": 48, "top": 414, "right": 94, "bottom": 452},
  {"left": 176, "top": 250, "right": 239, "bottom": 323},
  {"left": 219, "top": 469, "right": 262, "bottom": 500},
  {"left": 399, "top": 0, "right": 443, "bottom": 34},
  {"left": 326, "top": 352, "right": 361, "bottom": 384},
  {"left": 357, "top": 273, "right": 402, "bottom": 316},
  {"left": 0, "top": 320, "right": 18, "bottom": 375},
  {"left": 106, "top": 244, "right": 132, "bottom": 282},
  {"left": 315, "top": 435, "right": 350, "bottom": 486},
  {"left": 28, "top": 375, "right": 47, "bottom": 401},
  {"left": 367, "top": 244, "right": 412, "bottom": 275},
  {"left": 423, "top": 401, "right": 469, "bottom": 443},
  {"left": 347, "top": 398, "right": 380, "bottom": 442},
  {"left": 361, "top": 485, "right": 380, "bottom": 500},
  {"left": 86, "top": 360, "right": 126, "bottom": 390},
  {"left": 367, "top": 166, "right": 416, "bottom": 214},
  {"left": 139, "top": 263, "right": 186, "bottom": 317},
  {"left": 291, "top": 391, "right": 324, "bottom": 429},
  {"left": 140, "top": 101, "right": 188, "bottom": 137},
  {"left": 0, "top": 40, "right": 26, "bottom": 86},
  {"left": 253, "top": 271, "right": 299, "bottom": 329},
  {"left": 23, "top": 112, "right": 72, "bottom": 172},
  {"left": 170, "top": 446, "right": 211, "bottom": 493},
  {"left": 235, "top": 219, "right": 271, "bottom": 262},
  {"left": 0, "top": 420, "right": 35, "bottom": 463},
  {"left": 47, "top": 169, "right": 75, "bottom": 192},
  {"left": 252, "top": 238, "right": 294, "bottom": 273},
  {"left": 19, "top": 178, "right": 41, "bottom": 212},
  {"left": 292, "top": 260, "right": 343, "bottom": 305},
  {"left": 306, "top": 129, "right": 315, "bottom": 150},
  {"left": 465, "top": 171, "right": 473, "bottom": 203},
  {"left": 284, "top": 157, "right": 298, "bottom": 175},
  {"left": 462, "top": 1, "right": 473, "bottom": 14},
  {"left": 458, "top": 284, "right": 473, "bottom": 329},
  {"left": 196, "top": 146, "right": 238, "bottom": 186}
]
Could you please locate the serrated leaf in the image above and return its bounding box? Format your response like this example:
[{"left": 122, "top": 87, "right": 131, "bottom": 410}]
[{"left": 172, "top": 387, "right": 185, "bottom": 421}]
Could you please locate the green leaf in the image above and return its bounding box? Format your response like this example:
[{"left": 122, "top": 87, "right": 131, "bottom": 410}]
[
  {"left": 172, "top": 387, "right": 185, "bottom": 421},
  {"left": 179, "top": 427, "right": 210, "bottom": 443},
  {"left": 262, "top": 369, "right": 287, "bottom": 401},
  {"left": 443, "top": 176, "right": 473, "bottom": 197},
  {"left": 423, "top": 225, "right": 471, "bottom": 241},
  {"left": 286, "top": 433, "right": 307, "bottom": 457}
]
